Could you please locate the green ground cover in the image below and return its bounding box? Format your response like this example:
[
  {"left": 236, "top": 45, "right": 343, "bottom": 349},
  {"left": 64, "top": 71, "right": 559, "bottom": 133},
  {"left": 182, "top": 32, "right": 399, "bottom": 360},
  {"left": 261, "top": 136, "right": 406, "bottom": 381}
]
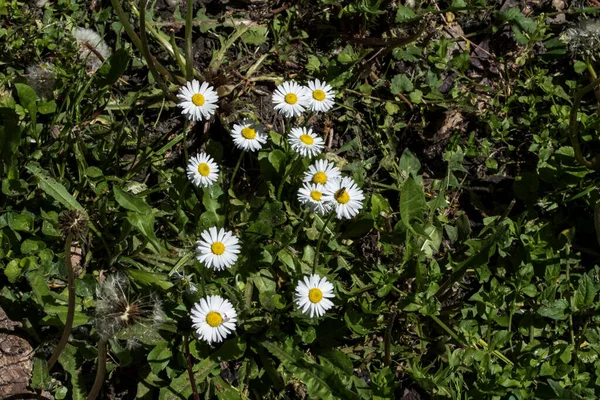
[{"left": 2, "top": 0, "right": 600, "bottom": 398}]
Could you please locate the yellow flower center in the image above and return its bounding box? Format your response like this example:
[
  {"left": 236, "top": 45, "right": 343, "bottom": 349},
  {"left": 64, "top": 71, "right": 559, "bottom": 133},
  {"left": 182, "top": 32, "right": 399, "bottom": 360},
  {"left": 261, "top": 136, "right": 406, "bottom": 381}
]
[
  {"left": 310, "top": 190, "right": 322, "bottom": 201},
  {"left": 241, "top": 127, "right": 256, "bottom": 139},
  {"left": 335, "top": 189, "right": 350, "bottom": 204},
  {"left": 300, "top": 134, "right": 314, "bottom": 145},
  {"left": 206, "top": 311, "right": 222, "bottom": 327},
  {"left": 192, "top": 93, "right": 205, "bottom": 106},
  {"left": 308, "top": 288, "right": 323, "bottom": 303},
  {"left": 197, "top": 163, "right": 210, "bottom": 176},
  {"left": 211, "top": 242, "right": 225, "bottom": 255},
  {"left": 285, "top": 93, "right": 298, "bottom": 104},
  {"left": 312, "top": 89, "right": 326, "bottom": 101},
  {"left": 312, "top": 172, "right": 327, "bottom": 185}
]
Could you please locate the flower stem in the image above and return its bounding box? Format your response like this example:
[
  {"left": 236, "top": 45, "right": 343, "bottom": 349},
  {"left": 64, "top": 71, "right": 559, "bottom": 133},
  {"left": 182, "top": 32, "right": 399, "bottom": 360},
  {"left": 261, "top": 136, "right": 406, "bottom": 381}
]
[
  {"left": 312, "top": 213, "right": 335, "bottom": 274},
  {"left": 185, "top": 0, "right": 194, "bottom": 80},
  {"left": 184, "top": 334, "right": 200, "bottom": 400},
  {"left": 229, "top": 151, "right": 245, "bottom": 196},
  {"left": 87, "top": 339, "right": 107, "bottom": 400},
  {"left": 183, "top": 120, "right": 190, "bottom": 162},
  {"left": 276, "top": 154, "right": 299, "bottom": 201},
  {"left": 138, "top": 0, "right": 172, "bottom": 100},
  {"left": 48, "top": 232, "right": 75, "bottom": 370}
]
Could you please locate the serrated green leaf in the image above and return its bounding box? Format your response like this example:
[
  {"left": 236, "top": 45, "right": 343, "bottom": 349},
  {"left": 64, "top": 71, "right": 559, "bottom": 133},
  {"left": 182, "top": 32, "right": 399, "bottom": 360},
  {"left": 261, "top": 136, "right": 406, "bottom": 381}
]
[
  {"left": 400, "top": 177, "right": 426, "bottom": 229},
  {"left": 114, "top": 185, "right": 152, "bottom": 214},
  {"left": 26, "top": 163, "right": 86, "bottom": 213},
  {"left": 126, "top": 212, "right": 162, "bottom": 252},
  {"left": 262, "top": 340, "right": 363, "bottom": 400}
]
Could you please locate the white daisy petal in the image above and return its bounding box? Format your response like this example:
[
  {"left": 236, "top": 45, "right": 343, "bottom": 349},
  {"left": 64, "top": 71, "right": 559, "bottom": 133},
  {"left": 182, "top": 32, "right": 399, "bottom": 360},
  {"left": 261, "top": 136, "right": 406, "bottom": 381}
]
[
  {"left": 305, "top": 79, "right": 335, "bottom": 113},
  {"left": 288, "top": 127, "right": 324, "bottom": 158},
  {"left": 187, "top": 153, "right": 219, "bottom": 188},
  {"left": 322, "top": 176, "right": 365, "bottom": 220},
  {"left": 272, "top": 81, "right": 310, "bottom": 118},
  {"left": 177, "top": 79, "right": 219, "bottom": 121},
  {"left": 298, "top": 182, "right": 331, "bottom": 216},
  {"left": 302, "top": 159, "right": 341, "bottom": 188},
  {"left": 195, "top": 226, "right": 241, "bottom": 271},
  {"left": 294, "top": 274, "right": 335, "bottom": 318},
  {"left": 231, "top": 119, "right": 268, "bottom": 152}
]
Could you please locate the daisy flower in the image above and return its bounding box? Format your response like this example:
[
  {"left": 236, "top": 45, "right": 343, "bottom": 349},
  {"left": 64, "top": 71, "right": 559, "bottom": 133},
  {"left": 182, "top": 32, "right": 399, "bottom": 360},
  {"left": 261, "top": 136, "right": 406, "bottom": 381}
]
[
  {"left": 191, "top": 295, "right": 237, "bottom": 344},
  {"left": 231, "top": 119, "right": 267, "bottom": 152},
  {"left": 298, "top": 182, "right": 331, "bottom": 215},
  {"left": 187, "top": 153, "right": 219, "bottom": 187},
  {"left": 303, "top": 159, "right": 341, "bottom": 187},
  {"left": 289, "top": 127, "right": 324, "bottom": 158},
  {"left": 305, "top": 79, "right": 335, "bottom": 112},
  {"left": 177, "top": 80, "right": 219, "bottom": 121},
  {"left": 272, "top": 81, "right": 309, "bottom": 118},
  {"left": 195, "top": 226, "right": 241, "bottom": 271},
  {"left": 323, "top": 176, "right": 365, "bottom": 220},
  {"left": 294, "top": 274, "right": 334, "bottom": 318}
]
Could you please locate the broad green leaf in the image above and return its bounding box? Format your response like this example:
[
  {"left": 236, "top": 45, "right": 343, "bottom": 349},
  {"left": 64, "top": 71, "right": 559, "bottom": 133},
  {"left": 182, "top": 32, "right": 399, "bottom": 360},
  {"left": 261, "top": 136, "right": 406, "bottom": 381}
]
[
  {"left": 241, "top": 26, "right": 268, "bottom": 45},
  {"left": 15, "top": 83, "right": 37, "bottom": 130},
  {"left": 211, "top": 336, "right": 247, "bottom": 360},
  {"left": 114, "top": 185, "right": 152, "bottom": 214},
  {"left": 395, "top": 6, "right": 416, "bottom": 22},
  {"left": 148, "top": 341, "right": 172, "bottom": 374},
  {"left": 30, "top": 358, "right": 49, "bottom": 390},
  {"left": 400, "top": 177, "right": 426, "bottom": 228},
  {"left": 4, "top": 259, "right": 22, "bottom": 283},
  {"left": 399, "top": 148, "right": 421, "bottom": 178},
  {"left": 574, "top": 272, "right": 598, "bottom": 311},
  {"left": 26, "top": 163, "right": 86, "bottom": 213},
  {"left": 390, "top": 74, "right": 413, "bottom": 94},
  {"left": 262, "top": 340, "right": 362, "bottom": 400},
  {"left": 126, "top": 212, "right": 162, "bottom": 252},
  {"left": 125, "top": 268, "right": 174, "bottom": 290},
  {"left": 538, "top": 299, "right": 569, "bottom": 320},
  {"left": 8, "top": 211, "right": 35, "bottom": 232},
  {"left": 96, "top": 48, "right": 130, "bottom": 87}
]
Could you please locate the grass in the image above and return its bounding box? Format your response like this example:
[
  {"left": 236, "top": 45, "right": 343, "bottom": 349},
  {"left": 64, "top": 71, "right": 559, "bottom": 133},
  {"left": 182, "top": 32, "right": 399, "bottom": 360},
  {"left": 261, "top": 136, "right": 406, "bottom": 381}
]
[{"left": 2, "top": 0, "right": 600, "bottom": 399}]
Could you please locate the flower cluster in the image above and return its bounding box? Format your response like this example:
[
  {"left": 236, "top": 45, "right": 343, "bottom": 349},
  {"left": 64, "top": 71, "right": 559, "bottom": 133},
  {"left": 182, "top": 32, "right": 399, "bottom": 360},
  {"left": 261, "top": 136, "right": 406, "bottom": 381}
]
[
  {"left": 176, "top": 78, "right": 362, "bottom": 345},
  {"left": 298, "top": 160, "right": 364, "bottom": 219}
]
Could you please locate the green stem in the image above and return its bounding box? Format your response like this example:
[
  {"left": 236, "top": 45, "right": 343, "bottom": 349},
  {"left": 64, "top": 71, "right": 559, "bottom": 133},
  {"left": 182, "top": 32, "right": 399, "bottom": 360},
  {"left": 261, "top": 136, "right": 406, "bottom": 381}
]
[
  {"left": 586, "top": 58, "right": 598, "bottom": 80},
  {"left": 109, "top": 0, "right": 175, "bottom": 84},
  {"left": 276, "top": 154, "right": 299, "bottom": 201},
  {"left": 566, "top": 250, "right": 576, "bottom": 347},
  {"left": 312, "top": 213, "right": 335, "bottom": 274},
  {"left": 87, "top": 339, "right": 107, "bottom": 400},
  {"left": 138, "top": 0, "right": 172, "bottom": 100},
  {"left": 185, "top": 0, "right": 194, "bottom": 80},
  {"left": 48, "top": 232, "right": 75, "bottom": 370},
  {"left": 182, "top": 120, "right": 190, "bottom": 162},
  {"left": 430, "top": 314, "right": 464, "bottom": 345},
  {"left": 229, "top": 151, "right": 245, "bottom": 195}
]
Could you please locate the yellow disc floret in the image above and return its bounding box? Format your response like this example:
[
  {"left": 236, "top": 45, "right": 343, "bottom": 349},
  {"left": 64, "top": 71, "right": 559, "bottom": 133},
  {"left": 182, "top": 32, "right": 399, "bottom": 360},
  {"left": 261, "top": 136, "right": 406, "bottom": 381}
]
[
  {"left": 312, "top": 172, "right": 327, "bottom": 184},
  {"left": 198, "top": 163, "right": 210, "bottom": 176},
  {"left": 312, "top": 89, "right": 326, "bottom": 101},
  {"left": 308, "top": 288, "right": 323, "bottom": 303},
  {"left": 211, "top": 242, "right": 225, "bottom": 255},
  {"left": 192, "top": 93, "right": 205, "bottom": 106},
  {"left": 310, "top": 190, "right": 322, "bottom": 201},
  {"left": 300, "top": 134, "right": 314, "bottom": 145},
  {"left": 335, "top": 189, "right": 350, "bottom": 204},
  {"left": 285, "top": 93, "right": 298, "bottom": 104},
  {"left": 206, "top": 311, "right": 223, "bottom": 327},
  {"left": 241, "top": 127, "right": 256, "bottom": 139}
]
